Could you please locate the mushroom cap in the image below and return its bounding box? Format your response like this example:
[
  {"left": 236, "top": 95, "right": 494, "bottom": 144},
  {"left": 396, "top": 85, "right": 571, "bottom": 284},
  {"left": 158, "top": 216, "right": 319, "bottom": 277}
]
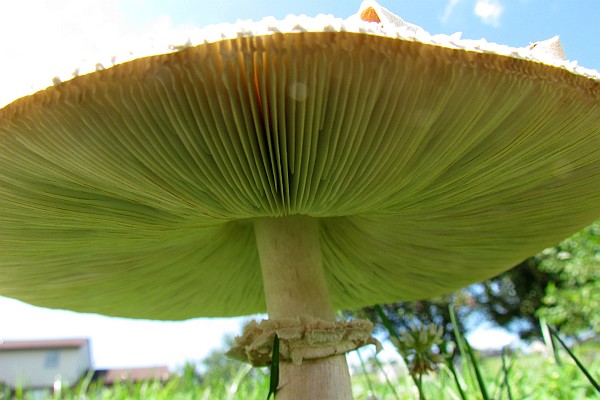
[{"left": 1, "top": 17, "right": 600, "bottom": 319}]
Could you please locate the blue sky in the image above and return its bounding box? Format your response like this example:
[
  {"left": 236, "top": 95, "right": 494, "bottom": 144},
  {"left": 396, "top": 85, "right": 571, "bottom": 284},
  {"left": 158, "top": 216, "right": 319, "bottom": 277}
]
[
  {"left": 115, "top": 0, "right": 600, "bottom": 68},
  {"left": 1, "top": 0, "right": 599, "bottom": 109},
  {"left": 0, "top": 0, "right": 597, "bottom": 370}
]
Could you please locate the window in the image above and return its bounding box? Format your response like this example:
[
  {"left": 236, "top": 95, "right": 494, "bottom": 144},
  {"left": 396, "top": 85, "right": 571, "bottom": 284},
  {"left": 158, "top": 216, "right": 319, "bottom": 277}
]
[{"left": 44, "top": 350, "right": 60, "bottom": 368}]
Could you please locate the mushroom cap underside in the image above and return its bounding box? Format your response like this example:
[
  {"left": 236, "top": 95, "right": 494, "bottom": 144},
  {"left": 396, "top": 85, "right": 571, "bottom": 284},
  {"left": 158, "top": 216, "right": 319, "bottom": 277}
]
[{"left": 1, "top": 30, "right": 600, "bottom": 319}]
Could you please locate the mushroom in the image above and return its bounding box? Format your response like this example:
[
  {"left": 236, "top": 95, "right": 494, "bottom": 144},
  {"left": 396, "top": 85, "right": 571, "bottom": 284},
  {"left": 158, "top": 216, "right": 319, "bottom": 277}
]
[{"left": 1, "top": 2, "right": 600, "bottom": 399}]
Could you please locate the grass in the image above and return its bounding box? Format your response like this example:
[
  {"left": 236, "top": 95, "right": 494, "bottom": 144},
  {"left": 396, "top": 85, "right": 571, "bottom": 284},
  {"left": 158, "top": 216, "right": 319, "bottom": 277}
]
[
  {"left": 3, "top": 345, "right": 598, "bottom": 400},
  {"left": 355, "top": 350, "right": 599, "bottom": 399}
]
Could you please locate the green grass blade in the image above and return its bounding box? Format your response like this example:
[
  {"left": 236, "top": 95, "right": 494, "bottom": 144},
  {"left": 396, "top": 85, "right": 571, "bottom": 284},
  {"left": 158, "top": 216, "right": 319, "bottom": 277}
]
[
  {"left": 540, "top": 317, "right": 562, "bottom": 365},
  {"left": 374, "top": 304, "right": 401, "bottom": 343},
  {"left": 490, "top": 347, "right": 516, "bottom": 399},
  {"left": 448, "top": 304, "right": 468, "bottom": 364},
  {"left": 374, "top": 305, "right": 422, "bottom": 392},
  {"left": 357, "top": 349, "right": 377, "bottom": 398},
  {"left": 226, "top": 363, "right": 253, "bottom": 399},
  {"left": 501, "top": 347, "right": 514, "bottom": 400},
  {"left": 448, "top": 303, "right": 477, "bottom": 391},
  {"left": 549, "top": 327, "right": 600, "bottom": 393},
  {"left": 371, "top": 350, "right": 402, "bottom": 400},
  {"left": 463, "top": 337, "right": 491, "bottom": 400},
  {"left": 446, "top": 348, "right": 468, "bottom": 400},
  {"left": 449, "top": 303, "right": 491, "bottom": 400},
  {"left": 267, "top": 334, "right": 280, "bottom": 400},
  {"left": 75, "top": 368, "right": 95, "bottom": 397},
  {"left": 418, "top": 372, "right": 426, "bottom": 400}
]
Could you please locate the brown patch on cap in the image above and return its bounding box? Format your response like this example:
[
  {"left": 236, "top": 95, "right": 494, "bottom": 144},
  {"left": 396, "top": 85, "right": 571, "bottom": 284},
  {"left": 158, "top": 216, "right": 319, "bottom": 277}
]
[{"left": 360, "top": 7, "right": 381, "bottom": 23}]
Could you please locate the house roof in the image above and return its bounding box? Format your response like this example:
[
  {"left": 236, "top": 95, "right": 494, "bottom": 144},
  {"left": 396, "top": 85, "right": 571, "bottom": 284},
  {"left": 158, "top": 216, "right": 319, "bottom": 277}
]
[
  {"left": 0, "top": 338, "right": 89, "bottom": 351},
  {"left": 93, "top": 366, "right": 171, "bottom": 383}
]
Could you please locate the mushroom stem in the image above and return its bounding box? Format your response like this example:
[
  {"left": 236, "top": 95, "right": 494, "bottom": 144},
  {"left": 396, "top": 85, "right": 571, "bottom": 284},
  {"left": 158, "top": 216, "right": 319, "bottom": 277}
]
[{"left": 254, "top": 216, "right": 354, "bottom": 400}]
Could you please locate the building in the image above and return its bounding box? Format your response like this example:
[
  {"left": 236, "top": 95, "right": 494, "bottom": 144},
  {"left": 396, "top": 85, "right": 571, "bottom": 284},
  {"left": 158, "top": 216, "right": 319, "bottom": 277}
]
[
  {"left": 92, "top": 366, "right": 171, "bottom": 384},
  {"left": 0, "top": 338, "right": 91, "bottom": 390}
]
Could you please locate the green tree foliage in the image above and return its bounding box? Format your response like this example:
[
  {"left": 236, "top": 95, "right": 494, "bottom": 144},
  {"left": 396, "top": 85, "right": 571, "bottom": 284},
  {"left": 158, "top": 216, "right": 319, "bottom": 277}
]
[
  {"left": 475, "top": 257, "right": 555, "bottom": 339},
  {"left": 198, "top": 334, "right": 241, "bottom": 383},
  {"left": 350, "top": 294, "right": 470, "bottom": 343},
  {"left": 535, "top": 222, "right": 600, "bottom": 335},
  {"left": 198, "top": 332, "right": 267, "bottom": 387}
]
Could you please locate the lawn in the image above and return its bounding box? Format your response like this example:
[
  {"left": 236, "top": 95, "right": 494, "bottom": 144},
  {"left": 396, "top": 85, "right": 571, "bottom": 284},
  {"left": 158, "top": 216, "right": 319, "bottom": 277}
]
[{"left": 3, "top": 343, "right": 598, "bottom": 400}]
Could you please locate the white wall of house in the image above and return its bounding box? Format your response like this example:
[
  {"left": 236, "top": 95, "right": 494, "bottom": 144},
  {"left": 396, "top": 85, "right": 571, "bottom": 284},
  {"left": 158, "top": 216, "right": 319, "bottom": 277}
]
[{"left": 0, "top": 339, "right": 91, "bottom": 389}]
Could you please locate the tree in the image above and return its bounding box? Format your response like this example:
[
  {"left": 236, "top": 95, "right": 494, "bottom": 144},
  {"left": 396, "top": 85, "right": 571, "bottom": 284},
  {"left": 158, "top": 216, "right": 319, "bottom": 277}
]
[
  {"left": 199, "top": 334, "right": 242, "bottom": 383},
  {"left": 349, "top": 293, "right": 471, "bottom": 343},
  {"left": 198, "top": 332, "right": 267, "bottom": 386},
  {"left": 474, "top": 257, "right": 557, "bottom": 340},
  {"left": 535, "top": 221, "right": 600, "bottom": 336}
]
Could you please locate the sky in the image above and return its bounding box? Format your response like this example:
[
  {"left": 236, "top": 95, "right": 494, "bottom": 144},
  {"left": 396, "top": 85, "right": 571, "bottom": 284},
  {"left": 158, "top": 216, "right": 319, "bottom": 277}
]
[{"left": 0, "top": 0, "right": 597, "bottom": 371}]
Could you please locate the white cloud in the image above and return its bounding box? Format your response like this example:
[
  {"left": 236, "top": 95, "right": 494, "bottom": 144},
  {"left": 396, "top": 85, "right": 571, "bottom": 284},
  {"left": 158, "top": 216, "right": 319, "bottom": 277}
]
[
  {"left": 0, "top": 0, "right": 198, "bottom": 108},
  {"left": 0, "top": 1, "right": 120, "bottom": 107},
  {"left": 474, "top": 0, "right": 503, "bottom": 26},
  {"left": 467, "top": 325, "right": 517, "bottom": 350},
  {"left": 441, "top": 0, "right": 462, "bottom": 24}
]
